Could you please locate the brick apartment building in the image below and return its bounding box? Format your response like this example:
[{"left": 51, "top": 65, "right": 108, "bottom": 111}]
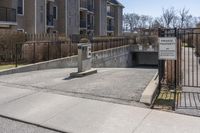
[{"left": 0, "top": 0, "right": 124, "bottom": 36}]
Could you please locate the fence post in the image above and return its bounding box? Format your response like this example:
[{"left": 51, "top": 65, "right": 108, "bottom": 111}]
[
  {"left": 60, "top": 41, "right": 62, "bottom": 58},
  {"left": 102, "top": 40, "right": 103, "bottom": 50},
  {"left": 15, "top": 43, "right": 18, "bottom": 67},
  {"left": 48, "top": 41, "right": 50, "bottom": 60},
  {"left": 173, "top": 27, "right": 177, "bottom": 110},
  {"left": 158, "top": 28, "right": 165, "bottom": 92},
  {"left": 33, "top": 34, "right": 36, "bottom": 63}
]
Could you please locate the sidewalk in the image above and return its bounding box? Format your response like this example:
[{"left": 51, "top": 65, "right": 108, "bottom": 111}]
[{"left": 0, "top": 85, "right": 200, "bottom": 133}]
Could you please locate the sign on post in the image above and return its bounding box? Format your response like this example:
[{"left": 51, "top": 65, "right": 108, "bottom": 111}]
[{"left": 159, "top": 37, "right": 177, "bottom": 60}]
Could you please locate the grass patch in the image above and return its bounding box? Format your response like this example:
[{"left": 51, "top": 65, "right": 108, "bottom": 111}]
[
  {"left": 0, "top": 64, "right": 22, "bottom": 71},
  {"left": 154, "top": 90, "right": 181, "bottom": 110}
]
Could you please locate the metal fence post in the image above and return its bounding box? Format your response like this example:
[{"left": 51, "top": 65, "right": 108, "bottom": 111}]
[
  {"left": 60, "top": 41, "right": 62, "bottom": 58},
  {"left": 48, "top": 41, "right": 50, "bottom": 60},
  {"left": 15, "top": 43, "right": 18, "bottom": 67},
  {"left": 173, "top": 27, "right": 177, "bottom": 110},
  {"left": 158, "top": 28, "right": 161, "bottom": 91},
  {"left": 33, "top": 34, "right": 36, "bottom": 63}
]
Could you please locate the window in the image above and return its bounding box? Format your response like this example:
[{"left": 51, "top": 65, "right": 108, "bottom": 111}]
[
  {"left": 17, "top": 0, "right": 24, "bottom": 15},
  {"left": 53, "top": 6, "right": 57, "bottom": 19}
]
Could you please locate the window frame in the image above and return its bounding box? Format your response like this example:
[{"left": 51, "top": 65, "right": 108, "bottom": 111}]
[
  {"left": 17, "top": 0, "right": 24, "bottom": 16},
  {"left": 53, "top": 5, "right": 57, "bottom": 20}
]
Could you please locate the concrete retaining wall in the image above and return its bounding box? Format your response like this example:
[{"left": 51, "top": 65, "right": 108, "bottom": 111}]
[
  {"left": 92, "top": 45, "right": 132, "bottom": 68},
  {"left": 0, "top": 45, "right": 131, "bottom": 75}
]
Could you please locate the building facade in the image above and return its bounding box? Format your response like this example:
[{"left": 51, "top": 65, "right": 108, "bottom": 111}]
[{"left": 0, "top": 0, "right": 124, "bottom": 36}]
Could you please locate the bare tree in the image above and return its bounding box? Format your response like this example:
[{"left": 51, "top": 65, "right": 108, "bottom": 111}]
[
  {"left": 162, "top": 7, "right": 177, "bottom": 28},
  {"left": 147, "top": 16, "right": 153, "bottom": 28},
  {"left": 122, "top": 7, "right": 199, "bottom": 32},
  {"left": 153, "top": 17, "right": 164, "bottom": 28},
  {"left": 185, "top": 15, "right": 193, "bottom": 28},
  {"left": 192, "top": 17, "right": 200, "bottom": 27},
  {"left": 138, "top": 15, "right": 149, "bottom": 28},
  {"left": 123, "top": 13, "right": 140, "bottom": 32},
  {"left": 123, "top": 14, "right": 133, "bottom": 32},
  {"left": 179, "top": 8, "right": 190, "bottom": 28},
  {"left": 172, "top": 16, "right": 180, "bottom": 28}
]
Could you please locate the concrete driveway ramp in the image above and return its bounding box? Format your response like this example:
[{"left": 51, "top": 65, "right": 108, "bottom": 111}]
[{"left": 0, "top": 68, "right": 157, "bottom": 105}]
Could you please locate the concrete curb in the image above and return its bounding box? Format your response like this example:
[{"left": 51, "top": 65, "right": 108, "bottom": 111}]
[
  {"left": 140, "top": 72, "right": 159, "bottom": 105},
  {"left": 70, "top": 69, "right": 98, "bottom": 78}
]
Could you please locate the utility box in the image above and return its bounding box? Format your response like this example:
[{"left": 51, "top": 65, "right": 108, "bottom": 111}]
[
  {"left": 70, "top": 40, "right": 97, "bottom": 78},
  {"left": 78, "top": 43, "right": 92, "bottom": 72}
]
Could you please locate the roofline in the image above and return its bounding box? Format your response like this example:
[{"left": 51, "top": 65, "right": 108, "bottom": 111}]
[
  {"left": 115, "top": 0, "right": 125, "bottom": 8},
  {"left": 107, "top": 0, "right": 125, "bottom": 8}
]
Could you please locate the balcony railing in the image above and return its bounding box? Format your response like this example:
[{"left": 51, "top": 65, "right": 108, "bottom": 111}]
[
  {"left": 87, "top": 4, "right": 94, "bottom": 12},
  {"left": 107, "top": 25, "right": 114, "bottom": 31},
  {"left": 87, "top": 23, "right": 94, "bottom": 30},
  {"left": 47, "top": 15, "right": 54, "bottom": 26},
  {"left": 107, "top": 12, "right": 114, "bottom": 17},
  {"left": 0, "top": 7, "right": 16, "bottom": 23},
  {"left": 80, "top": 20, "right": 87, "bottom": 28}
]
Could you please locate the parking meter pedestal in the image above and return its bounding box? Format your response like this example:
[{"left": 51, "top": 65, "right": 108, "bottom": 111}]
[
  {"left": 78, "top": 43, "right": 92, "bottom": 72},
  {"left": 70, "top": 43, "right": 97, "bottom": 78}
]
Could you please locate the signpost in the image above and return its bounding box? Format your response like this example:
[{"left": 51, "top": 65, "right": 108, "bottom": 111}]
[
  {"left": 159, "top": 36, "right": 177, "bottom": 111},
  {"left": 159, "top": 37, "right": 177, "bottom": 60}
]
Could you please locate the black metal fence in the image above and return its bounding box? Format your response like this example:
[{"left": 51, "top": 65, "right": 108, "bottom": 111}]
[
  {"left": 0, "top": 32, "right": 129, "bottom": 68},
  {"left": 158, "top": 28, "right": 200, "bottom": 110},
  {"left": 179, "top": 28, "right": 200, "bottom": 87}
]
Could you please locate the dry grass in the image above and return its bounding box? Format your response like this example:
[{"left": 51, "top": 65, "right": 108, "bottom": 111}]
[
  {"left": 154, "top": 90, "right": 181, "bottom": 111},
  {"left": 0, "top": 64, "right": 23, "bottom": 71}
]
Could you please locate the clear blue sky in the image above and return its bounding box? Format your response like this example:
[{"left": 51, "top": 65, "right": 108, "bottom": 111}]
[{"left": 118, "top": 0, "right": 200, "bottom": 17}]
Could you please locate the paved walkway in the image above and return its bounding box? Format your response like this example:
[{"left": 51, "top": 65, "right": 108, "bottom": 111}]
[
  {"left": 0, "top": 85, "right": 200, "bottom": 133},
  {"left": 0, "top": 117, "right": 60, "bottom": 133}
]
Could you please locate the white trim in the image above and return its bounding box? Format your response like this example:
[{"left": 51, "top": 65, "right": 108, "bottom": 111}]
[
  {"left": 35, "top": 0, "right": 37, "bottom": 33},
  {"left": 17, "top": 0, "right": 24, "bottom": 16},
  {"left": 46, "top": 25, "right": 55, "bottom": 28},
  {"left": 17, "top": 28, "right": 25, "bottom": 32},
  {"left": 0, "top": 22, "right": 17, "bottom": 25}
]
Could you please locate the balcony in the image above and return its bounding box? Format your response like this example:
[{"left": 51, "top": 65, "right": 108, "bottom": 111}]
[
  {"left": 80, "top": 20, "right": 87, "bottom": 28},
  {"left": 87, "top": 23, "right": 94, "bottom": 30},
  {"left": 107, "top": 25, "right": 114, "bottom": 31},
  {"left": 47, "top": 15, "right": 54, "bottom": 26},
  {"left": 0, "top": 7, "right": 16, "bottom": 24},
  {"left": 107, "top": 11, "right": 114, "bottom": 18},
  {"left": 87, "top": 4, "right": 94, "bottom": 12}
]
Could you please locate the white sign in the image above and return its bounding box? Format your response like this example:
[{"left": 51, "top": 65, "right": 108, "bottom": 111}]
[{"left": 159, "top": 37, "right": 177, "bottom": 60}]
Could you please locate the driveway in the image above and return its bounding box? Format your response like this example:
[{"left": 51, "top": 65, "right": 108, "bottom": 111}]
[{"left": 0, "top": 68, "right": 157, "bottom": 106}]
